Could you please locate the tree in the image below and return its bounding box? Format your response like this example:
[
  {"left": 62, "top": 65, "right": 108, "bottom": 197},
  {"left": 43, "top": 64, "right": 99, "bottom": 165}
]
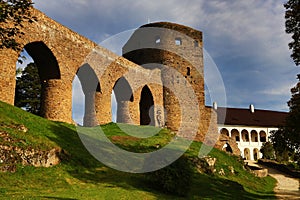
[
  {"left": 269, "top": 129, "right": 292, "bottom": 162},
  {"left": 284, "top": 0, "right": 300, "bottom": 66},
  {"left": 0, "top": 0, "right": 35, "bottom": 50},
  {"left": 283, "top": 1, "right": 300, "bottom": 164},
  {"left": 15, "top": 62, "right": 41, "bottom": 115},
  {"left": 260, "top": 142, "right": 275, "bottom": 159},
  {"left": 16, "top": 67, "right": 22, "bottom": 77},
  {"left": 270, "top": 74, "right": 300, "bottom": 162},
  {"left": 285, "top": 74, "right": 300, "bottom": 150}
]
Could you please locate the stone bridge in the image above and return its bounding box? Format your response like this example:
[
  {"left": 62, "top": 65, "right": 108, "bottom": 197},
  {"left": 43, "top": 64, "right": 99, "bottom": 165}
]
[{"left": 0, "top": 8, "right": 218, "bottom": 142}]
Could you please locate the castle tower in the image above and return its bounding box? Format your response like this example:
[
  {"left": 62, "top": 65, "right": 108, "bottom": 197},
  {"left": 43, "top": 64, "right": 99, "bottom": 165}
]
[{"left": 123, "top": 22, "right": 210, "bottom": 139}]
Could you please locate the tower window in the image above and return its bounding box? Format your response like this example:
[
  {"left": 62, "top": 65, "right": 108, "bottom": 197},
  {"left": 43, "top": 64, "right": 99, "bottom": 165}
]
[
  {"left": 175, "top": 38, "right": 182, "bottom": 45},
  {"left": 187, "top": 67, "right": 191, "bottom": 76},
  {"left": 194, "top": 40, "right": 199, "bottom": 47},
  {"left": 155, "top": 36, "right": 161, "bottom": 44}
]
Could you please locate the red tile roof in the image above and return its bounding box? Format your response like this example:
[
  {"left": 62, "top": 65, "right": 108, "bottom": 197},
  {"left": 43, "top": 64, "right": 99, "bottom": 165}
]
[{"left": 215, "top": 107, "right": 288, "bottom": 127}]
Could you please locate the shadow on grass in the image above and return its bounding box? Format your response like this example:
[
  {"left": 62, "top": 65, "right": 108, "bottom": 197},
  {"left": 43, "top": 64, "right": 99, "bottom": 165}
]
[
  {"left": 47, "top": 123, "right": 178, "bottom": 199},
  {"left": 191, "top": 174, "right": 276, "bottom": 199},
  {"left": 48, "top": 123, "right": 276, "bottom": 199}
]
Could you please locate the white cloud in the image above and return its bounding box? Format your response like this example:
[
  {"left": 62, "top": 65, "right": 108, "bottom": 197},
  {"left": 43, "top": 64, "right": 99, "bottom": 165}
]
[
  {"left": 260, "top": 83, "right": 293, "bottom": 96},
  {"left": 33, "top": 0, "right": 297, "bottom": 113}
]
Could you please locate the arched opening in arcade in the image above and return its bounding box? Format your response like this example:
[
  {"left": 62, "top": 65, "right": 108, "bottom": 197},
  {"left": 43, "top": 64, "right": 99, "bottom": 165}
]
[
  {"left": 253, "top": 148, "right": 259, "bottom": 161},
  {"left": 112, "top": 77, "right": 133, "bottom": 123},
  {"left": 251, "top": 130, "right": 258, "bottom": 142},
  {"left": 75, "top": 64, "right": 101, "bottom": 127},
  {"left": 139, "top": 85, "right": 154, "bottom": 125},
  {"left": 15, "top": 41, "right": 61, "bottom": 117},
  {"left": 259, "top": 131, "right": 267, "bottom": 142},
  {"left": 231, "top": 129, "right": 240, "bottom": 142},
  {"left": 241, "top": 129, "right": 249, "bottom": 142},
  {"left": 220, "top": 128, "right": 229, "bottom": 137},
  {"left": 244, "top": 148, "right": 251, "bottom": 160}
]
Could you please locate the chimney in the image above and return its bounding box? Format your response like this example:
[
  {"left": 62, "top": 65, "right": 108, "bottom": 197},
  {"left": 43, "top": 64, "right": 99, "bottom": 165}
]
[{"left": 249, "top": 104, "right": 255, "bottom": 113}]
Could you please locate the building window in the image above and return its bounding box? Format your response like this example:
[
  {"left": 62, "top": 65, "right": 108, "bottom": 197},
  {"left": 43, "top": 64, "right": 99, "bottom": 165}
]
[
  {"left": 194, "top": 40, "right": 199, "bottom": 47},
  {"left": 155, "top": 36, "right": 161, "bottom": 44},
  {"left": 175, "top": 38, "right": 182, "bottom": 45},
  {"left": 235, "top": 136, "right": 240, "bottom": 142}
]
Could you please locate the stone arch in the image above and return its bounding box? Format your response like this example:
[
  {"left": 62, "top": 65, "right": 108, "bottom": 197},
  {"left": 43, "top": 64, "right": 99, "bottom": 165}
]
[
  {"left": 113, "top": 76, "right": 134, "bottom": 123},
  {"left": 16, "top": 41, "right": 64, "bottom": 120},
  {"left": 259, "top": 131, "right": 267, "bottom": 142},
  {"left": 76, "top": 64, "right": 101, "bottom": 127},
  {"left": 24, "top": 42, "right": 61, "bottom": 80},
  {"left": 222, "top": 143, "right": 233, "bottom": 153},
  {"left": 231, "top": 129, "right": 240, "bottom": 142},
  {"left": 253, "top": 148, "right": 259, "bottom": 161},
  {"left": 220, "top": 128, "right": 229, "bottom": 136},
  {"left": 244, "top": 148, "right": 251, "bottom": 160},
  {"left": 0, "top": 9, "right": 220, "bottom": 146},
  {"left": 1, "top": 9, "right": 98, "bottom": 123},
  {"left": 251, "top": 130, "right": 258, "bottom": 142},
  {"left": 139, "top": 85, "right": 154, "bottom": 125},
  {"left": 242, "top": 129, "right": 249, "bottom": 142}
]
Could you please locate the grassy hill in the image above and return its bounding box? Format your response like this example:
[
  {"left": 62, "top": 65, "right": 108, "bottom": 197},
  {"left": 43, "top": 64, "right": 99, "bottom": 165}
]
[{"left": 0, "top": 101, "right": 276, "bottom": 199}]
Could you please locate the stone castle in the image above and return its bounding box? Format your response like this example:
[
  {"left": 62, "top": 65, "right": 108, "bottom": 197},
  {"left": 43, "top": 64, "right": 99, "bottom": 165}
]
[{"left": 0, "top": 8, "right": 227, "bottom": 149}]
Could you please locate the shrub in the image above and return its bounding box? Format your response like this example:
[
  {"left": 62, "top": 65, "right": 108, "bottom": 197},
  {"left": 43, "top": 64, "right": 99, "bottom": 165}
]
[
  {"left": 145, "top": 155, "right": 193, "bottom": 196},
  {"left": 260, "top": 142, "right": 275, "bottom": 159}
]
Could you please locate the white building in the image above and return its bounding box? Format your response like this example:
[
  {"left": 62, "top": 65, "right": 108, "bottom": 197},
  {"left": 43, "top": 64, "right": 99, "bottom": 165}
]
[{"left": 216, "top": 105, "right": 288, "bottom": 160}]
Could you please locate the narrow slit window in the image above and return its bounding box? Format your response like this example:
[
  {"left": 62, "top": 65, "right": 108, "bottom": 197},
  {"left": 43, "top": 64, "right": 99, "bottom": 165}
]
[
  {"left": 187, "top": 67, "right": 191, "bottom": 76},
  {"left": 175, "top": 38, "right": 182, "bottom": 45},
  {"left": 194, "top": 40, "right": 199, "bottom": 47}
]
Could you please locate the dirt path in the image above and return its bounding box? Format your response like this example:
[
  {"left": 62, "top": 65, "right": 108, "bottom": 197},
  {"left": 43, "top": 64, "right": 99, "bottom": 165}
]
[
  {"left": 246, "top": 161, "right": 300, "bottom": 199},
  {"left": 264, "top": 167, "right": 300, "bottom": 199}
]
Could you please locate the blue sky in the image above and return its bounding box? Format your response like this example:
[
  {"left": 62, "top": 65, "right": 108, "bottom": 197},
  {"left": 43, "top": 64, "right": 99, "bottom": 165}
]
[{"left": 29, "top": 0, "right": 299, "bottom": 123}]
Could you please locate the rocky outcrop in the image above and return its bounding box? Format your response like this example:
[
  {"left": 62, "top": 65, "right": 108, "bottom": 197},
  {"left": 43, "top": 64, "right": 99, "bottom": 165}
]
[
  {"left": 245, "top": 162, "right": 268, "bottom": 177},
  {"left": 190, "top": 156, "right": 240, "bottom": 176},
  {"left": 0, "top": 130, "right": 62, "bottom": 172},
  {"left": 190, "top": 156, "right": 217, "bottom": 174}
]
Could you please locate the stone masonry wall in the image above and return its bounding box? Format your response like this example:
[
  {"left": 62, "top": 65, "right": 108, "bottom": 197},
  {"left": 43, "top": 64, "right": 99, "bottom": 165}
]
[
  {"left": 123, "top": 22, "right": 218, "bottom": 142},
  {"left": 0, "top": 9, "right": 220, "bottom": 148},
  {"left": 0, "top": 8, "right": 162, "bottom": 126}
]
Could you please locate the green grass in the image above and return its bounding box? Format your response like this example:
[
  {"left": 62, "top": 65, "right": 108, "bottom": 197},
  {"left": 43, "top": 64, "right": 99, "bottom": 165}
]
[{"left": 0, "top": 101, "right": 276, "bottom": 199}]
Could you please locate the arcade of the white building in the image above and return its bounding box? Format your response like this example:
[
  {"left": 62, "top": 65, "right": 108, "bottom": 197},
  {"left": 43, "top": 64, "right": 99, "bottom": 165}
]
[
  {"left": 218, "top": 126, "right": 277, "bottom": 160},
  {"left": 216, "top": 105, "right": 288, "bottom": 161}
]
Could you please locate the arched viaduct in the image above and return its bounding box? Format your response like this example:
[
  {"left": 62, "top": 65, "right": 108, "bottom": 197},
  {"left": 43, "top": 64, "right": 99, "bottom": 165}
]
[{"left": 0, "top": 8, "right": 219, "bottom": 144}]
